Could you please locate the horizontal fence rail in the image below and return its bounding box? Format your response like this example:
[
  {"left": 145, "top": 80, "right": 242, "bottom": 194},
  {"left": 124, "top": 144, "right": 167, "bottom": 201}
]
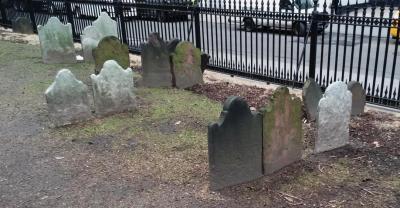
[{"left": 0, "top": 0, "right": 399, "bottom": 109}]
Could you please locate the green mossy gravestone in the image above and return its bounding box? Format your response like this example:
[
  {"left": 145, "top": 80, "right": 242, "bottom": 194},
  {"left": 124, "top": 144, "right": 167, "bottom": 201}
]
[
  {"left": 91, "top": 60, "right": 136, "bottom": 116},
  {"left": 12, "top": 17, "right": 34, "bottom": 34},
  {"left": 302, "top": 78, "right": 323, "bottom": 121},
  {"left": 262, "top": 87, "right": 303, "bottom": 175},
  {"left": 171, "top": 41, "right": 203, "bottom": 89},
  {"left": 38, "top": 17, "right": 76, "bottom": 64},
  {"left": 141, "top": 33, "right": 173, "bottom": 87},
  {"left": 45, "top": 69, "right": 92, "bottom": 127},
  {"left": 316, "top": 81, "right": 352, "bottom": 153},
  {"left": 208, "top": 96, "right": 263, "bottom": 190},
  {"left": 347, "top": 81, "right": 366, "bottom": 116},
  {"left": 81, "top": 12, "right": 118, "bottom": 62},
  {"left": 92, "top": 36, "right": 129, "bottom": 74}
]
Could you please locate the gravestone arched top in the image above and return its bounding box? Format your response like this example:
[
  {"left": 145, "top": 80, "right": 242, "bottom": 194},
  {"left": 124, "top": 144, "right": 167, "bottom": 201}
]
[
  {"left": 45, "top": 69, "right": 87, "bottom": 98},
  {"left": 92, "top": 12, "right": 118, "bottom": 38},
  {"left": 38, "top": 17, "right": 70, "bottom": 31},
  {"left": 91, "top": 60, "right": 133, "bottom": 82},
  {"left": 323, "top": 81, "right": 351, "bottom": 99},
  {"left": 217, "top": 96, "right": 254, "bottom": 125}
]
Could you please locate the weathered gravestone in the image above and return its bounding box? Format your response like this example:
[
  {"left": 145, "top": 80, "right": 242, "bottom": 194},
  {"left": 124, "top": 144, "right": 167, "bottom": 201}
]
[
  {"left": 201, "top": 53, "right": 210, "bottom": 73},
  {"left": 45, "top": 69, "right": 92, "bottom": 127},
  {"left": 38, "top": 17, "right": 76, "bottom": 64},
  {"left": 171, "top": 41, "right": 203, "bottom": 89},
  {"left": 208, "top": 96, "right": 263, "bottom": 190},
  {"left": 91, "top": 60, "right": 136, "bottom": 116},
  {"left": 316, "top": 81, "right": 352, "bottom": 153},
  {"left": 141, "top": 33, "right": 173, "bottom": 87},
  {"left": 347, "top": 81, "right": 366, "bottom": 116},
  {"left": 302, "top": 78, "right": 323, "bottom": 121},
  {"left": 93, "top": 36, "right": 129, "bottom": 74},
  {"left": 12, "top": 16, "right": 34, "bottom": 34},
  {"left": 81, "top": 12, "right": 118, "bottom": 62},
  {"left": 262, "top": 87, "right": 303, "bottom": 174}
]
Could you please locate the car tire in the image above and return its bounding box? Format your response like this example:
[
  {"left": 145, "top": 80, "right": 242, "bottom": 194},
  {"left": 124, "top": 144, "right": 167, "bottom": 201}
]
[
  {"left": 294, "top": 22, "right": 307, "bottom": 37},
  {"left": 243, "top": 18, "right": 255, "bottom": 32}
]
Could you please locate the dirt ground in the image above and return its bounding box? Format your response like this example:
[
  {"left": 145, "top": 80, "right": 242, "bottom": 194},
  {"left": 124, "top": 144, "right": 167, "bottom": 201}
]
[{"left": 0, "top": 37, "right": 399, "bottom": 208}]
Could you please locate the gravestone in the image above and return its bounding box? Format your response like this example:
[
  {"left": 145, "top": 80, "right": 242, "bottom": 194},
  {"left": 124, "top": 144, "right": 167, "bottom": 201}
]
[
  {"left": 38, "top": 17, "right": 76, "bottom": 64},
  {"left": 208, "top": 96, "right": 263, "bottom": 190},
  {"left": 12, "top": 16, "right": 34, "bottom": 34},
  {"left": 316, "top": 81, "right": 352, "bottom": 153},
  {"left": 166, "top": 38, "right": 181, "bottom": 53},
  {"left": 302, "top": 78, "right": 323, "bottom": 121},
  {"left": 201, "top": 53, "right": 210, "bottom": 73},
  {"left": 347, "top": 81, "right": 366, "bottom": 116},
  {"left": 141, "top": 33, "right": 173, "bottom": 87},
  {"left": 92, "top": 36, "right": 129, "bottom": 74},
  {"left": 45, "top": 69, "right": 92, "bottom": 127},
  {"left": 81, "top": 12, "right": 118, "bottom": 62},
  {"left": 262, "top": 87, "right": 303, "bottom": 175},
  {"left": 171, "top": 41, "right": 203, "bottom": 89},
  {"left": 91, "top": 60, "right": 136, "bottom": 116}
]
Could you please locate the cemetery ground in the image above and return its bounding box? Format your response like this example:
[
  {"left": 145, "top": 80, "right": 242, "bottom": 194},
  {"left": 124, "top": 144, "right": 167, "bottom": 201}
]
[{"left": 0, "top": 39, "right": 399, "bottom": 208}]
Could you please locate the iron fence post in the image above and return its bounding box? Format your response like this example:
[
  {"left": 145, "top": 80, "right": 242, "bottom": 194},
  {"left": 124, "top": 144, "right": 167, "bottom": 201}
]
[
  {"left": 309, "top": 2, "right": 319, "bottom": 79},
  {"left": 65, "top": 0, "right": 76, "bottom": 38},
  {"left": 0, "top": 1, "right": 7, "bottom": 25},
  {"left": 193, "top": 6, "right": 201, "bottom": 49},
  {"left": 27, "top": 0, "right": 37, "bottom": 31},
  {"left": 114, "top": 0, "right": 128, "bottom": 44}
]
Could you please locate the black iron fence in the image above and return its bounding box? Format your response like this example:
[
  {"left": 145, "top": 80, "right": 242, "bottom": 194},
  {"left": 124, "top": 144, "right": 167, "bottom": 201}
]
[{"left": 0, "top": 0, "right": 399, "bottom": 109}]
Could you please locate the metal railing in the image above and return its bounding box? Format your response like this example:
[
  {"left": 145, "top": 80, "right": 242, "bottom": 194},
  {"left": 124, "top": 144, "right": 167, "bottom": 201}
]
[{"left": 0, "top": 0, "right": 399, "bottom": 109}]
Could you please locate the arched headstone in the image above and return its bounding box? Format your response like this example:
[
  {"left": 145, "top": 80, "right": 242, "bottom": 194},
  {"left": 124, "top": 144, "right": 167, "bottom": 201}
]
[
  {"left": 38, "top": 17, "right": 76, "bottom": 64},
  {"left": 208, "top": 96, "right": 262, "bottom": 190},
  {"left": 92, "top": 36, "right": 129, "bottom": 74},
  {"left": 302, "top": 78, "right": 323, "bottom": 121},
  {"left": 347, "top": 81, "right": 366, "bottom": 116},
  {"left": 12, "top": 16, "right": 33, "bottom": 34}
]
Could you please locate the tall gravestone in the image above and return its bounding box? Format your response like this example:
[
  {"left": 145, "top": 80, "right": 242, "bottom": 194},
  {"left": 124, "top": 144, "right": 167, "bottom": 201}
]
[
  {"left": 208, "top": 96, "right": 263, "bottom": 190},
  {"left": 91, "top": 60, "right": 136, "bottom": 116},
  {"left": 302, "top": 78, "right": 323, "bottom": 121},
  {"left": 316, "top": 81, "right": 352, "bottom": 153},
  {"left": 262, "top": 87, "right": 303, "bottom": 175},
  {"left": 81, "top": 12, "right": 118, "bottom": 62},
  {"left": 347, "top": 81, "right": 366, "bottom": 116},
  {"left": 141, "top": 33, "right": 173, "bottom": 87},
  {"left": 38, "top": 17, "right": 76, "bottom": 64},
  {"left": 45, "top": 69, "right": 92, "bottom": 127},
  {"left": 12, "top": 16, "right": 34, "bottom": 34},
  {"left": 171, "top": 41, "right": 204, "bottom": 89},
  {"left": 92, "top": 36, "right": 129, "bottom": 74}
]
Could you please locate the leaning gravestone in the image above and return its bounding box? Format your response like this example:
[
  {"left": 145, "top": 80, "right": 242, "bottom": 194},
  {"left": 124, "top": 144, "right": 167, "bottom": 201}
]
[
  {"left": 92, "top": 36, "right": 129, "bottom": 74},
  {"left": 38, "top": 17, "right": 76, "bottom": 64},
  {"left": 45, "top": 69, "right": 92, "bottom": 127},
  {"left": 208, "top": 96, "right": 263, "bottom": 190},
  {"left": 302, "top": 78, "right": 323, "bottom": 121},
  {"left": 12, "top": 16, "right": 34, "bottom": 34},
  {"left": 81, "top": 12, "right": 118, "bottom": 62},
  {"left": 171, "top": 41, "right": 203, "bottom": 89},
  {"left": 262, "top": 87, "right": 303, "bottom": 174},
  {"left": 91, "top": 60, "right": 136, "bottom": 116},
  {"left": 316, "top": 81, "right": 352, "bottom": 153},
  {"left": 141, "top": 33, "right": 173, "bottom": 87},
  {"left": 347, "top": 81, "right": 366, "bottom": 116}
]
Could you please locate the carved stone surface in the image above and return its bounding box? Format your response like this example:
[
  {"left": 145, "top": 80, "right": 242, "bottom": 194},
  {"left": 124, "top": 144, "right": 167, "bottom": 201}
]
[
  {"left": 91, "top": 60, "right": 136, "bottom": 116},
  {"left": 45, "top": 69, "right": 92, "bottom": 127},
  {"left": 12, "top": 17, "right": 33, "bottom": 34},
  {"left": 38, "top": 17, "right": 76, "bottom": 64},
  {"left": 316, "top": 81, "right": 352, "bottom": 153},
  {"left": 141, "top": 33, "right": 173, "bottom": 87},
  {"left": 302, "top": 78, "right": 323, "bottom": 121},
  {"left": 347, "top": 81, "right": 366, "bottom": 116},
  {"left": 208, "top": 96, "right": 263, "bottom": 190},
  {"left": 262, "top": 87, "right": 303, "bottom": 175},
  {"left": 171, "top": 41, "right": 203, "bottom": 89},
  {"left": 92, "top": 36, "right": 129, "bottom": 74},
  {"left": 81, "top": 12, "right": 118, "bottom": 62}
]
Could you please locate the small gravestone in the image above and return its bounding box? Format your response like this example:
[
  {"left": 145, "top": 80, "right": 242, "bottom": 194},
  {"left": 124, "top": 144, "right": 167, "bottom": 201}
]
[
  {"left": 208, "top": 96, "right": 262, "bottom": 190},
  {"left": 347, "top": 81, "right": 366, "bottom": 116},
  {"left": 81, "top": 12, "right": 118, "bottom": 62},
  {"left": 316, "top": 81, "right": 352, "bottom": 153},
  {"left": 92, "top": 36, "right": 129, "bottom": 74},
  {"left": 91, "top": 60, "right": 135, "bottom": 116},
  {"left": 166, "top": 38, "right": 181, "bottom": 53},
  {"left": 171, "top": 41, "right": 203, "bottom": 89},
  {"left": 12, "top": 17, "right": 33, "bottom": 34},
  {"left": 262, "top": 87, "right": 303, "bottom": 175},
  {"left": 201, "top": 53, "right": 210, "bottom": 73},
  {"left": 141, "top": 33, "right": 173, "bottom": 87},
  {"left": 302, "top": 78, "right": 323, "bottom": 121},
  {"left": 38, "top": 17, "right": 76, "bottom": 64},
  {"left": 45, "top": 69, "right": 92, "bottom": 127}
]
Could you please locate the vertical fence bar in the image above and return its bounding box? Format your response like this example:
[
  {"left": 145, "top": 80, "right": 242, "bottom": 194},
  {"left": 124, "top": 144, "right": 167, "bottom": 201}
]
[
  {"left": 308, "top": 7, "right": 319, "bottom": 79},
  {"left": 114, "top": 0, "right": 127, "bottom": 44},
  {"left": 0, "top": 0, "right": 7, "bottom": 25},
  {"left": 194, "top": 4, "right": 201, "bottom": 49},
  {"left": 65, "top": 0, "right": 76, "bottom": 38},
  {"left": 27, "top": 0, "right": 37, "bottom": 31}
]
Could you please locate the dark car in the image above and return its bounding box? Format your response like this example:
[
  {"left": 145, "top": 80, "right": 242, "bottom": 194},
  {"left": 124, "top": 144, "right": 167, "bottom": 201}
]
[{"left": 136, "top": 0, "right": 193, "bottom": 22}]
